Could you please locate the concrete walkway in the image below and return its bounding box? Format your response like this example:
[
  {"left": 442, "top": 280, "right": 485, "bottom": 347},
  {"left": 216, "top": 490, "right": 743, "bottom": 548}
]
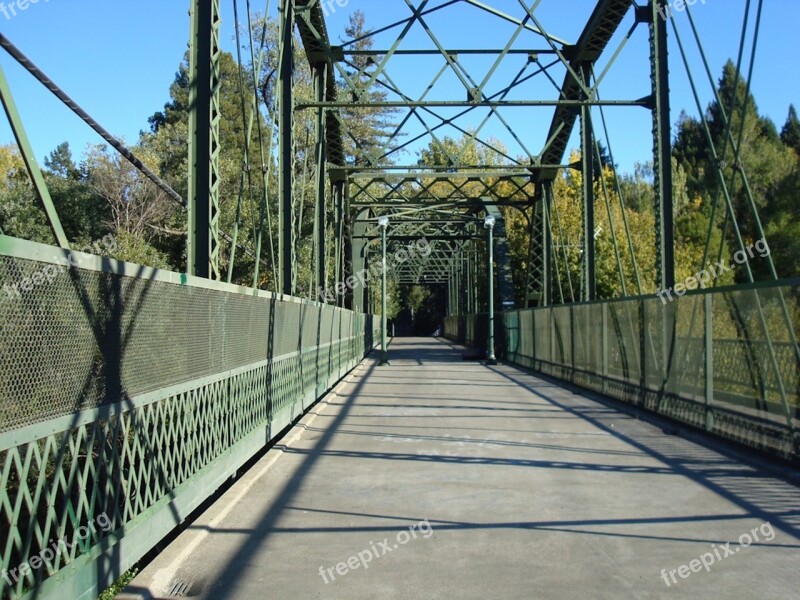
[{"left": 122, "top": 338, "right": 800, "bottom": 600}]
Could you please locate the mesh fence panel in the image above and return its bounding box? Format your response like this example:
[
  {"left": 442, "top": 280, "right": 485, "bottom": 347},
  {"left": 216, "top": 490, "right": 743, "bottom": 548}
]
[
  {"left": 446, "top": 282, "right": 799, "bottom": 460},
  {"left": 607, "top": 301, "right": 641, "bottom": 384},
  {"left": 0, "top": 255, "right": 371, "bottom": 433},
  {"left": 0, "top": 246, "right": 379, "bottom": 599}
]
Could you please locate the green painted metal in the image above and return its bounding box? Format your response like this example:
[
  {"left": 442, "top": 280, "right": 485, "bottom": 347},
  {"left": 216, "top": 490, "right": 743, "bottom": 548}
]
[
  {"left": 314, "top": 64, "right": 328, "bottom": 297},
  {"left": 379, "top": 221, "right": 388, "bottom": 365},
  {"left": 481, "top": 203, "right": 516, "bottom": 310},
  {"left": 0, "top": 63, "right": 69, "bottom": 250},
  {"left": 3, "top": 3, "right": 793, "bottom": 598},
  {"left": 188, "top": 0, "right": 222, "bottom": 280},
  {"left": 278, "top": 0, "right": 294, "bottom": 295},
  {"left": 444, "top": 278, "right": 800, "bottom": 461},
  {"left": 291, "top": 0, "right": 650, "bottom": 295},
  {"left": 580, "top": 63, "right": 596, "bottom": 303},
  {"left": 485, "top": 217, "right": 496, "bottom": 364},
  {"left": 0, "top": 234, "right": 379, "bottom": 600},
  {"left": 649, "top": 0, "right": 676, "bottom": 292}
]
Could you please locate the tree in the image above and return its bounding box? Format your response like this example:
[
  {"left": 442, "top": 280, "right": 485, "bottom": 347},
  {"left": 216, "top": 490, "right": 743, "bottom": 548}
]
[
  {"left": 781, "top": 104, "right": 800, "bottom": 155},
  {"left": 0, "top": 145, "right": 53, "bottom": 243},
  {"left": 404, "top": 285, "right": 430, "bottom": 318},
  {"left": 43, "top": 143, "right": 109, "bottom": 243},
  {"left": 671, "top": 60, "right": 798, "bottom": 282},
  {"left": 339, "top": 11, "right": 399, "bottom": 166},
  {"left": 84, "top": 145, "right": 175, "bottom": 242},
  {"left": 144, "top": 48, "right": 277, "bottom": 280}
]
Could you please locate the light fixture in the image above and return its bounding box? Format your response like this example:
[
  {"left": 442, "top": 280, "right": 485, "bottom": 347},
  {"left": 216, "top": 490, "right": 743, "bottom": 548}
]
[
  {"left": 484, "top": 215, "right": 496, "bottom": 229},
  {"left": 378, "top": 216, "right": 390, "bottom": 229}
]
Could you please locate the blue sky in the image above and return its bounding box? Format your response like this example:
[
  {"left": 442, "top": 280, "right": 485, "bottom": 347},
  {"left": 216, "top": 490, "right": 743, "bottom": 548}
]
[{"left": 0, "top": 0, "right": 797, "bottom": 173}]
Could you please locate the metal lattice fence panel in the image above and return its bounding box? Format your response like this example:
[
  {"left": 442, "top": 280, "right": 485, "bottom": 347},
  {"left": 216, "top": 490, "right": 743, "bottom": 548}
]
[
  {"left": 0, "top": 237, "right": 379, "bottom": 600},
  {"left": 446, "top": 281, "right": 799, "bottom": 461}
]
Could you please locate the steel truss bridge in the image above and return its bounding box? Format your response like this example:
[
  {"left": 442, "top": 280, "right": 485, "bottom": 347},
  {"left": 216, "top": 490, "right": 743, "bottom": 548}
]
[{"left": 0, "top": 1, "right": 798, "bottom": 598}]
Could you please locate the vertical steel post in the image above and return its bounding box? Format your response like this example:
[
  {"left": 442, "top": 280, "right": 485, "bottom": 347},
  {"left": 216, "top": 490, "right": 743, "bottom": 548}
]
[
  {"left": 472, "top": 245, "right": 479, "bottom": 313},
  {"left": 456, "top": 258, "right": 462, "bottom": 315},
  {"left": 379, "top": 218, "right": 389, "bottom": 365},
  {"left": 602, "top": 302, "right": 609, "bottom": 395},
  {"left": 314, "top": 63, "right": 328, "bottom": 295},
  {"left": 278, "top": 0, "right": 294, "bottom": 295},
  {"left": 580, "top": 63, "right": 595, "bottom": 302},
  {"left": 704, "top": 293, "right": 714, "bottom": 431},
  {"left": 188, "top": 0, "right": 221, "bottom": 279},
  {"left": 524, "top": 183, "right": 552, "bottom": 308},
  {"left": 640, "top": 299, "right": 648, "bottom": 409},
  {"left": 485, "top": 216, "right": 497, "bottom": 364},
  {"left": 466, "top": 247, "right": 473, "bottom": 314},
  {"left": 542, "top": 182, "right": 553, "bottom": 307},
  {"left": 650, "top": 3, "right": 675, "bottom": 420},
  {"left": 650, "top": 0, "right": 675, "bottom": 292},
  {"left": 447, "top": 267, "right": 453, "bottom": 315},
  {"left": 347, "top": 207, "right": 368, "bottom": 312},
  {"left": 334, "top": 181, "right": 345, "bottom": 306}
]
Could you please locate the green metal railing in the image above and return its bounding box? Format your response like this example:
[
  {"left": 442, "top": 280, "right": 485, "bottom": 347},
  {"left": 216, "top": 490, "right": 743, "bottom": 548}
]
[
  {"left": 0, "top": 235, "right": 379, "bottom": 600},
  {"left": 445, "top": 280, "right": 800, "bottom": 461}
]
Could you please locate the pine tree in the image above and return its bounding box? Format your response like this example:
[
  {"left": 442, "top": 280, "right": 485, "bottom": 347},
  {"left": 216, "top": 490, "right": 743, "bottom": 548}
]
[
  {"left": 339, "top": 11, "right": 399, "bottom": 166},
  {"left": 781, "top": 104, "right": 800, "bottom": 155}
]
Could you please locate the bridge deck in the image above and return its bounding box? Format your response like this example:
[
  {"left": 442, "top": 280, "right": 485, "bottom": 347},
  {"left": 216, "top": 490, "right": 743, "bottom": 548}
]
[{"left": 123, "top": 338, "right": 799, "bottom": 599}]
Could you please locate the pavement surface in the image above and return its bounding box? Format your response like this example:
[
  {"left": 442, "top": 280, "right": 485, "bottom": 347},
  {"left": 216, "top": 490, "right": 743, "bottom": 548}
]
[{"left": 121, "top": 337, "right": 800, "bottom": 600}]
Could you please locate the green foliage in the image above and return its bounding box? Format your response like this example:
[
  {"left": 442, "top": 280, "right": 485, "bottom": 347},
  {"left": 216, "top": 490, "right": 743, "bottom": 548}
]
[
  {"left": 107, "top": 231, "right": 173, "bottom": 269},
  {"left": 672, "top": 60, "right": 800, "bottom": 280},
  {"left": 44, "top": 143, "right": 109, "bottom": 242},
  {"left": 404, "top": 285, "right": 431, "bottom": 316},
  {"left": 3, "top": 17, "right": 797, "bottom": 312},
  {"left": 370, "top": 274, "right": 401, "bottom": 319},
  {"left": 98, "top": 568, "right": 138, "bottom": 600},
  {"left": 781, "top": 104, "right": 800, "bottom": 156},
  {"left": 340, "top": 11, "right": 400, "bottom": 166},
  {"left": 0, "top": 145, "right": 55, "bottom": 243}
]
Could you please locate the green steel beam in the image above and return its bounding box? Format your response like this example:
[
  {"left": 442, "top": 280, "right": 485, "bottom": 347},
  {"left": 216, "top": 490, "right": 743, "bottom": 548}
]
[
  {"left": 334, "top": 180, "right": 345, "bottom": 307},
  {"left": 343, "top": 48, "right": 560, "bottom": 56},
  {"left": 296, "top": 99, "right": 649, "bottom": 109},
  {"left": 524, "top": 181, "right": 553, "bottom": 307},
  {"left": 344, "top": 164, "right": 575, "bottom": 173},
  {"left": 0, "top": 63, "right": 69, "bottom": 249},
  {"left": 581, "top": 63, "right": 596, "bottom": 302},
  {"left": 314, "top": 63, "right": 328, "bottom": 295},
  {"left": 649, "top": 0, "right": 676, "bottom": 291},
  {"left": 295, "top": 1, "right": 346, "bottom": 167},
  {"left": 483, "top": 200, "right": 516, "bottom": 309},
  {"left": 188, "top": 0, "right": 222, "bottom": 280},
  {"left": 279, "top": 0, "right": 294, "bottom": 295},
  {"left": 354, "top": 235, "right": 480, "bottom": 241},
  {"left": 536, "top": 0, "right": 632, "bottom": 183},
  {"left": 462, "top": 0, "right": 570, "bottom": 45},
  {"left": 351, "top": 200, "right": 537, "bottom": 207},
  {"left": 349, "top": 208, "right": 369, "bottom": 312}
]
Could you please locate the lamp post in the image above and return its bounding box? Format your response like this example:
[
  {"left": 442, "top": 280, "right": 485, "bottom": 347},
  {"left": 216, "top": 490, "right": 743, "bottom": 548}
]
[
  {"left": 484, "top": 214, "right": 497, "bottom": 365},
  {"left": 378, "top": 216, "right": 389, "bottom": 366}
]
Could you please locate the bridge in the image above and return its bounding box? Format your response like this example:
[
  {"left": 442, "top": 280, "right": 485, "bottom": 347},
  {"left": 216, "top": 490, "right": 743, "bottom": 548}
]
[{"left": 0, "top": 1, "right": 798, "bottom": 599}]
